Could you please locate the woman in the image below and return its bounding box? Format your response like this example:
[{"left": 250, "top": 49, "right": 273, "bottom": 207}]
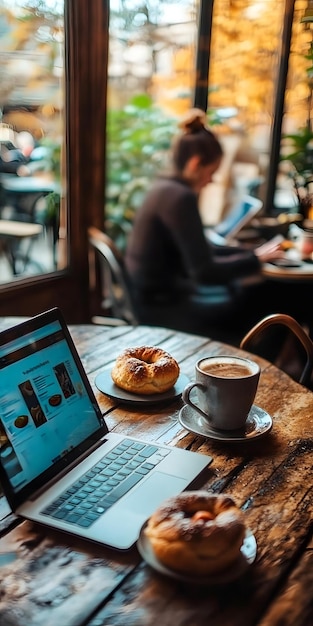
[{"left": 125, "top": 109, "right": 283, "bottom": 336}]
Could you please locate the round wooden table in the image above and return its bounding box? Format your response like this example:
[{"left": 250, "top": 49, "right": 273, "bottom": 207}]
[{"left": 0, "top": 320, "right": 312, "bottom": 626}]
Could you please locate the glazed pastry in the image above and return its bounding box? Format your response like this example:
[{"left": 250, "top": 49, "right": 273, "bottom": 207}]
[
  {"left": 144, "top": 491, "right": 246, "bottom": 575},
  {"left": 111, "top": 346, "right": 180, "bottom": 395}
]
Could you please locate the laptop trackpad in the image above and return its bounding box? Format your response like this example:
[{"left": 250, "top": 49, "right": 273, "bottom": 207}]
[
  {"left": 120, "top": 472, "right": 188, "bottom": 515},
  {"left": 99, "top": 473, "right": 188, "bottom": 549}
]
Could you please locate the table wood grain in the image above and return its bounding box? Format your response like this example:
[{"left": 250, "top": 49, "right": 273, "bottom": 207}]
[{"left": 0, "top": 321, "right": 312, "bottom": 626}]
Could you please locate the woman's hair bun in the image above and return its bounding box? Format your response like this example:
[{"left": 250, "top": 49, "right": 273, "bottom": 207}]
[{"left": 178, "top": 108, "right": 208, "bottom": 134}]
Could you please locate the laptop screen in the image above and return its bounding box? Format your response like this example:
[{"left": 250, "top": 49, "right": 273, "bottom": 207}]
[
  {"left": 0, "top": 310, "right": 105, "bottom": 502},
  {"left": 214, "top": 195, "right": 263, "bottom": 239}
]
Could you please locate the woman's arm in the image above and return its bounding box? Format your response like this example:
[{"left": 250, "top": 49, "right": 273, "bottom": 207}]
[{"left": 164, "top": 188, "right": 261, "bottom": 284}]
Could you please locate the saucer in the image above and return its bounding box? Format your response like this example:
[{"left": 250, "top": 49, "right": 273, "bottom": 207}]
[
  {"left": 95, "top": 371, "right": 190, "bottom": 405},
  {"left": 137, "top": 523, "right": 257, "bottom": 585},
  {"left": 179, "top": 404, "right": 272, "bottom": 442}
]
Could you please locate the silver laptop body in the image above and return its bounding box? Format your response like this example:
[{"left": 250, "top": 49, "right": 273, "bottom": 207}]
[{"left": 0, "top": 308, "right": 211, "bottom": 550}]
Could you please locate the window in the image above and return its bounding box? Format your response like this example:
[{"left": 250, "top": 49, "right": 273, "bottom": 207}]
[
  {"left": 0, "top": 0, "right": 109, "bottom": 322},
  {"left": 0, "top": 0, "right": 65, "bottom": 283},
  {"left": 106, "top": 1, "right": 198, "bottom": 249}
]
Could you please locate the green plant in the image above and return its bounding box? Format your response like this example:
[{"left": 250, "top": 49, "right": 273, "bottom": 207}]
[
  {"left": 36, "top": 138, "right": 61, "bottom": 226},
  {"left": 105, "top": 94, "right": 177, "bottom": 250},
  {"left": 105, "top": 95, "right": 222, "bottom": 251},
  {"left": 280, "top": 125, "right": 313, "bottom": 211}
]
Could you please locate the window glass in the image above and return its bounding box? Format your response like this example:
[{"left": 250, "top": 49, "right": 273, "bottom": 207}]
[
  {"left": 278, "top": 0, "right": 313, "bottom": 216},
  {"left": 285, "top": 0, "right": 312, "bottom": 132},
  {"left": 106, "top": 0, "right": 301, "bottom": 237},
  {"left": 106, "top": 0, "right": 199, "bottom": 250},
  {"left": 207, "top": 0, "right": 286, "bottom": 211},
  {"left": 0, "top": 0, "right": 65, "bottom": 283}
]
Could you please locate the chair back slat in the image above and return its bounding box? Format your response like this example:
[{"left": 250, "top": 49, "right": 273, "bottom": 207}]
[
  {"left": 88, "top": 226, "right": 138, "bottom": 326},
  {"left": 240, "top": 313, "right": 313, "bottom": 387}
]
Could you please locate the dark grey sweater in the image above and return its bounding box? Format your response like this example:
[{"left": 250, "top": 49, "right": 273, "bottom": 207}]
[{"left": 125, "top": 176, "right": 260, "bottom": 296}]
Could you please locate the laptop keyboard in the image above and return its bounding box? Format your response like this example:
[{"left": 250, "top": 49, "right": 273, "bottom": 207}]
[{"left": 41, "top": 438, "right": 170, "bottom": 528}]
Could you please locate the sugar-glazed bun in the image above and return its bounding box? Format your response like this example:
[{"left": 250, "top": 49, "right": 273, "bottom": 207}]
[
  {"left": 144, "top": 491, "right": 246, "bottom": 576},
  {"left": 111, "top": 346, "right": 180, "bottom": 395}
]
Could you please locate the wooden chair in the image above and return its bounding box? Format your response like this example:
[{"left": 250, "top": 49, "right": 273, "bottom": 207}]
[
  {"left": 88, "top": 226, "right": 138, "bottom": 326},
  {"left": 240, "top": 313, "right": 313, "bottom": 388}
]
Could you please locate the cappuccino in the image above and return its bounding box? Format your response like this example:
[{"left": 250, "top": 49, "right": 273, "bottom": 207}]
[
  {"left": 183, "top": 355, "right": 260, "bottom": 430},
  {"left": 200, "top": 362, "right": 253, "bottom": 378}
]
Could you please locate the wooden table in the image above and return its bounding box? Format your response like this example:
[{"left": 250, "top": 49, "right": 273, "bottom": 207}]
[{"left": 0, "top": 321, "right": 312, "bottom": 626}]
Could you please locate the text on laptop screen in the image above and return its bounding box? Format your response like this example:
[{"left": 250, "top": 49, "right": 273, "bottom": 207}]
[{"left": 0, "top": 320, "right": 102, "bottom": 493}]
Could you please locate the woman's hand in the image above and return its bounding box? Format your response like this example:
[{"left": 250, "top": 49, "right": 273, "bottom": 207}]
[{"left": 254, "top": 235, "right": 286, "bottom": 263}]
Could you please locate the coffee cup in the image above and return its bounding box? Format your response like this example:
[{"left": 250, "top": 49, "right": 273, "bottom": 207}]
[{"left": 182, "top": 355, "right": 260, "bottom": 431}]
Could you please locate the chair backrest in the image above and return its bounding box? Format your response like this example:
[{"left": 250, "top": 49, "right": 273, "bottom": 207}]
[
  {"left": 88, "top": 226, "right": 138, "bottom": 326},
  {"left": 240, "top": 313, "right": 313, "bottom": 388}
]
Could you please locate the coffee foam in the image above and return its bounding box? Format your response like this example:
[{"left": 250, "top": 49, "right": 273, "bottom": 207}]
[{"left": 199, "top": 356, "right": 259, "bottom": 377}]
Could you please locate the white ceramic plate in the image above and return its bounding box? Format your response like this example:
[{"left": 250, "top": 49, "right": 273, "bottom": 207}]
[
  {"left": 137, "top": 522, "right": 257, "bottom": 585},
  {"left": 179, "top": 404, "right": 273, "bottom": 442},
  {"left": 95, "top": 370, "right": 190, "bottom": 405}
]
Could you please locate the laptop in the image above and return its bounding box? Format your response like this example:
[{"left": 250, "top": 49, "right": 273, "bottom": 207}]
[
  {"left": 0, "top": 308, "right": 211, "bottom": 550},
  {"left": 205, "top": 194, "right": 263, "bottom": 245}
]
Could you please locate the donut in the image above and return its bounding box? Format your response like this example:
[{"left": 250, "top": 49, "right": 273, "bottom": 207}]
[
  {"left": 144, "top": 491, "right": 246, "bottom": 576},
  {"left": 111, "top": 346, "right": 180, "bottom": 395}
]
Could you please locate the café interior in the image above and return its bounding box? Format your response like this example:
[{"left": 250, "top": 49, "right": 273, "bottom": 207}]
[{"left": 1, "top": 1, "right": 313, "bottom": 378}]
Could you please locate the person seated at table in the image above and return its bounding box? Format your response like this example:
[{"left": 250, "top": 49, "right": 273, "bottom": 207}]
[
  {"left": 124, "top": 108, "right": 284, "bottom": 336},
  {"left": 0, "top": 140, "right": 31, "bottom": 176}
]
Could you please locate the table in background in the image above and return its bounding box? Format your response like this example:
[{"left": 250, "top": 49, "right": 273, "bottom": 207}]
[
  {"left": 0, "top": 173, "right": 60, "bottom": 272},
  {"left": 261, "top": 258, "right": 313, "bottom": 338},
  {"left": 0, "top": 173, "right": 59, "bottom": 223},
  {"left": 0, "top": 219, "right": 43, "bottom": 274},
  {"left": 0, "top": 172, "right": 59, "bottom": 198},
  {"left": 0, "top": 322, "right": 312, "bottom": 626},
  {"left": 262, "top": 259, "right": 313, "bottom": 281}
]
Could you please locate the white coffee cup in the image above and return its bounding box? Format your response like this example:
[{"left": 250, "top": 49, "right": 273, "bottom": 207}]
[{"left": 182, "top": 355, "right": 260, "bottom": 431}]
